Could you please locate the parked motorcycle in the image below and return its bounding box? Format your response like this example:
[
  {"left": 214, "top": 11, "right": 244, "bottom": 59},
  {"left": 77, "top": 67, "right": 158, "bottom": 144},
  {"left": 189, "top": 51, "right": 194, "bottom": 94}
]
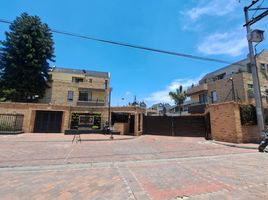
[{"left": 258, "top": 128, "right": 268, "bottom": 152}]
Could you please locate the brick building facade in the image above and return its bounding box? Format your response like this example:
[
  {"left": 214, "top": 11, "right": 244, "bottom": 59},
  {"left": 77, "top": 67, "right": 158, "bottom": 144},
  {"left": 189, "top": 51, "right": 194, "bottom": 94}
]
[
  {"left": 187, "top": 50, "right": 268, "bottom": 113},
  {"left": 0, "top": 66, "right": 110, "bottom": 133}
]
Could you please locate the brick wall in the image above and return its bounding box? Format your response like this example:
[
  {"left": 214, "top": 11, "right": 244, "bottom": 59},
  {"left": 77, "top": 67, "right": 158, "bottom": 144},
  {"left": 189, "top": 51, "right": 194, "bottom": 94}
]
[
  {"left": 0, "top": 102, "right": 108, "bottom": 133},
  {"left": 242, "top": 125, "right": 260, "bottom": 143},
  {"left": 113, "top": 123, "right": 129, "bottom": 135},
  {"left": 209, "top": 101, "right": 261, "bottom": 143}
]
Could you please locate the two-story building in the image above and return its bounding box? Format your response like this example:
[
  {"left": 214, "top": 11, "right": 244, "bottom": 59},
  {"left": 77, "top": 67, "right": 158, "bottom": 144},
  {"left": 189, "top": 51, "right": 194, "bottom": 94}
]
[{"left": 187, "top": 50, "right": 268, "bottom": 114}]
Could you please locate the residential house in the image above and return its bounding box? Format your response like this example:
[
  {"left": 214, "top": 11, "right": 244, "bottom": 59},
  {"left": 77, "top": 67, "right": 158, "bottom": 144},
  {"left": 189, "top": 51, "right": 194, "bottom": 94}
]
[
  {"left": 168, "top": 100, "right": 191, "bottom": 116},
  {"left": 147, "top": 103, "right": 171, "bottom": 116},
  {"left": 40, "top": 66, "right": 109, "bottom": 107},
  {"left": 0, "top": 66, "right": 110, "bottom": 133},
  {"left": 187, "top": 50, "right": 268, "bottom": 114}
]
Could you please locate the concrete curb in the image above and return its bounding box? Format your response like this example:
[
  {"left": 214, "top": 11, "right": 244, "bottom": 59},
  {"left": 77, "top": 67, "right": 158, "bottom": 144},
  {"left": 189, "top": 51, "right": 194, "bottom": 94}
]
[{"left": 212, "top": 140, "right": 258, "bottom": 150}]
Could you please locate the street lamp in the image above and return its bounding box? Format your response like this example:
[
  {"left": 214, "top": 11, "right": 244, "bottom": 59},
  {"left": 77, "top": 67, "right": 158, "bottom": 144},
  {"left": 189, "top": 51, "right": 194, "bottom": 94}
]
[
  {"left": 228, "top": 77, "right": 236, "bottom": 102},
  {"left": 108, "top": 87, "right": 113, "bottom": 139}
]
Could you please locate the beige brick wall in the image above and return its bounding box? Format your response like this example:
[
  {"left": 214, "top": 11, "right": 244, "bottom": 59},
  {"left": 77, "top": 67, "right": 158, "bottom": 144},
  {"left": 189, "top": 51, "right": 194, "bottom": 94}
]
[
  {"left": 0, "top": 102, "right": 108, "bottom": 133},
  {"left": 209, "top": 102, "right": 261, "bottom": 143},
  {"left": 241, "top": 125, "right": 260, "bottom": 143},
  {"left": 113, "top": 123, "right": 129, "bottom": 135},
  {"left": 39, "top": 70, "right": 110, "bottom": 107},
  {"left": 207, "top": 73, "right": 246, "bottom": 104},
  {"left": 210, "top": 102, "right": 243, "bottom": 143},
  {"left": 189, "top": 51, "right": 268, "bottom": 107}
]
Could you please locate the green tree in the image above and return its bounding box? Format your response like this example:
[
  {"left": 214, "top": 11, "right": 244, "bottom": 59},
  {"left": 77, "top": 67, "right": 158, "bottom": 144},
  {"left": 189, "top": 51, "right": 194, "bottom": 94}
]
[
  {"left": 169, "top": 85, "right": 187, "bottom": 115},
  {"left": 0, "top": 13, "right": 55, "bottom": 102}
]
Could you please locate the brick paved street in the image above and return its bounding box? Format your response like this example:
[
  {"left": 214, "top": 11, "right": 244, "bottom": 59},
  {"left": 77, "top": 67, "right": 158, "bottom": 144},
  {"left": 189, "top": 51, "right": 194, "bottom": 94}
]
[{"left": 0, "top": 134, "right": 267, "bottom": 200}]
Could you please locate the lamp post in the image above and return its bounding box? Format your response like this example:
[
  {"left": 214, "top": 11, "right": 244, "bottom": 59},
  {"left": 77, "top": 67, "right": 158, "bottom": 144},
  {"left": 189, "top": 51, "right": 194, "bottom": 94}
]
[
  {"left": 108, "top": 87, "right": 113, "bottom": 139},
  {"left": 229, "top": 77, "right": 236, "bottom": 102}
]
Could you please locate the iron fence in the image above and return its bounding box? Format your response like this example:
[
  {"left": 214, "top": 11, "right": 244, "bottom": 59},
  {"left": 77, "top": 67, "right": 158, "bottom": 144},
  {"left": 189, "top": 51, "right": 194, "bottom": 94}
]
[{"left": 0, "top": 114, "right": 24, "bottom": 133}]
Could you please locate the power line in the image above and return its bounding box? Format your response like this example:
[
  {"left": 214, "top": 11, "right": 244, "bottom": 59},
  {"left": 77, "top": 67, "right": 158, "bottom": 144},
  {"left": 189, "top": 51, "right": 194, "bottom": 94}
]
[{"left": 0, "top": 18, "right": 243, "bottom": 66}]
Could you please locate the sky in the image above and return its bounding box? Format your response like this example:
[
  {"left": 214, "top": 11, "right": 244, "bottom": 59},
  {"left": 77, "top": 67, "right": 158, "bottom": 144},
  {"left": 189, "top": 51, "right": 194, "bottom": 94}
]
[{"left": 0, "top": 0, "right": 268, "bottom": 106}]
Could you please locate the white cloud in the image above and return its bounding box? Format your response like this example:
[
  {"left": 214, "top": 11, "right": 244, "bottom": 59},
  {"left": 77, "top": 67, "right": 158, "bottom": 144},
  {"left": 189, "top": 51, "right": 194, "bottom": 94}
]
[
  {"left": 198, "top": 29, "right": 248, "bottom": 57},
  {"left": 185, "top": 0, "right": 239, "bottom": 20},
  {"left": 125, "top": 91, "right": 132, "bottom": 96},
  {"left": 145, "top": 75, "right": 204, "bottom": 106}
]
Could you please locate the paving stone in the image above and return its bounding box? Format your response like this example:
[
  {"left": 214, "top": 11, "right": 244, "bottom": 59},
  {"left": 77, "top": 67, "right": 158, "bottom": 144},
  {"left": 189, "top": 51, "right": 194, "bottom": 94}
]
[{"left": 0, "top": 134, "right": 265, "bottom": 200}]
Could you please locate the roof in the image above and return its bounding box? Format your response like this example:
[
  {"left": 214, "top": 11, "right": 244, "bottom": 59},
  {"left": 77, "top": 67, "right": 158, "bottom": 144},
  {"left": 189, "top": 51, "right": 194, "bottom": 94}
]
[{"left": 51, "top": 66, "right": 109, "bottom": 78}]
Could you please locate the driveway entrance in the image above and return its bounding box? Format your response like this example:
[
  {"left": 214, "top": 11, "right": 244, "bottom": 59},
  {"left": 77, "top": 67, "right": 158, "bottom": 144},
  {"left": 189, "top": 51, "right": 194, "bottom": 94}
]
[
  {"left": 143, "top": 114, "right": 211, "bottom": 138},
  {"left": 33, "top": 111, "right": 63, "bottom": 133}
]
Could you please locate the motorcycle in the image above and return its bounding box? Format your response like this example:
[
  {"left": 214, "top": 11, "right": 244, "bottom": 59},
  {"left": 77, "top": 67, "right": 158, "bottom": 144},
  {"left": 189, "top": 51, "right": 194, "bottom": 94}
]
[{"left": 258, "top": 128, "right": 268, "bottom": 152}]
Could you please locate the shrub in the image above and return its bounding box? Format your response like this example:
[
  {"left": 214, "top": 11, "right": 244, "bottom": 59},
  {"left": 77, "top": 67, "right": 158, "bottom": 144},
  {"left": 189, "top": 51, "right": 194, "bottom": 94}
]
[
  {"left": 240, "top": 104, "right": 257, "bottom": 125},
  {"left": 0, "top": 124, "right": 14, "bottom": 131}
]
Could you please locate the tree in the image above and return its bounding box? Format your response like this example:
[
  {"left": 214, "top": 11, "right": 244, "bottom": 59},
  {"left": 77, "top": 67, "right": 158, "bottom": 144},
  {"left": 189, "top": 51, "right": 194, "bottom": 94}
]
[
  {"left": 0, "top": 13, "right": 55, "bottom": 102},
  {"left": 169, "top": 85, "right": 187, "bottom": 115}
]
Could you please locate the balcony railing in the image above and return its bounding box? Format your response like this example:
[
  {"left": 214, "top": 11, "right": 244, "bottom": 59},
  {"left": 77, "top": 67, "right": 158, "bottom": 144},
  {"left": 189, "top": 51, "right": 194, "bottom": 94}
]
[
  {"left": 77, "top": 100, "right": 105, "bottom": 107},
  {"left": 0, "top": 114, "right": 24, "bottom": 134},
  {"left": 188, "top": 103, "right": 207, "bottom": 114},
  {"left": 187, "top": 83, "right": 208, "bottom": 95},
  {"left": 78, "top": 81, "right": 107, "bottom": 90}
]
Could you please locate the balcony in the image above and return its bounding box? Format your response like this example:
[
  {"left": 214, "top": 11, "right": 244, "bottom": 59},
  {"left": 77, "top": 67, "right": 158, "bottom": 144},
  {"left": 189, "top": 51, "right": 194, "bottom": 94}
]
[
  {"left": 188, "top": 103, "right": 207, "bottom": 114},
  {"left": 78, "top": 81, "right": 107, "bottom": 90},
  {"left": 77, "top": 100, "right": 105, "bottom": 107},
  {"left": 187, "top": 83, "right": 208, "bottom": 95}
]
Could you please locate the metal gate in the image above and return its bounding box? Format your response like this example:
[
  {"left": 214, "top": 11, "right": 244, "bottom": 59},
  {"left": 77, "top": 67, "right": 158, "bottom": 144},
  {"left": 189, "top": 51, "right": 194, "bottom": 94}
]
[
  {"left": 34, "top": 111, "right": 63, "bottom": 133},
  {"left": 143, "top": 114, "right": 211, "bottom": 138}
]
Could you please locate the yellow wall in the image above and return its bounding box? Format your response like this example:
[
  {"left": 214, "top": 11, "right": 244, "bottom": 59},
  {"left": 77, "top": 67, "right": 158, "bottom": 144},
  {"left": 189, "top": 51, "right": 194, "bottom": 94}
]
[
  {"left": 191, "top": 94, "right": 199, "bottom": 103},
  {"left": 92, "top": 91, "right": 105, "bottom": 101},
  {"left": 51, "top": 72, "right": 108, "bottom": 85}
]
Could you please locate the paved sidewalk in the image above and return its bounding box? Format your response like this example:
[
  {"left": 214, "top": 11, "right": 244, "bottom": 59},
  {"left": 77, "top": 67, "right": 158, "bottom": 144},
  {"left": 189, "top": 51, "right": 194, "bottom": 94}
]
[
  {"left": 0, "top": 134, "right": 266, "bottom": 200},
  {"left": 211, "top": 140, "right": 258, "bottom": 149}
]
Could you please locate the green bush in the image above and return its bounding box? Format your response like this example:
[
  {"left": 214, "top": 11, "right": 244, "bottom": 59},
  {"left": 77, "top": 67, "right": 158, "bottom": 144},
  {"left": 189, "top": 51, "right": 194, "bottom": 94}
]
[
  {"left": 240, "top": 104, "right": 268, "bottom": 125},
  {"left": 92, "top": 125, "right": 99, "bottom": 129},
  {"left": 240, "top": 104, "right": 257, "bottom": 125},
  {"left": 0, "top": 124, "right": 14, "bottom": 131}
]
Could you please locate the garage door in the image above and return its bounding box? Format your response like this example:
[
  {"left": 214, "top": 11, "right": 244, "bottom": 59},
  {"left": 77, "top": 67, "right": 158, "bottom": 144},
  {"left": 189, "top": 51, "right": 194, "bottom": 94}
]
[{"left": 34, "top": 111, "right": 63, "bottom": 133}]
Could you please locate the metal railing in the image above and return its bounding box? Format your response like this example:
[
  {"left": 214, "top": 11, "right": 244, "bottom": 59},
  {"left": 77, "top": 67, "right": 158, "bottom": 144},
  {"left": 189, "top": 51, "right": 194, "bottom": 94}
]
[{"left": 0, "top": 114, "right": 24, "bottom": 133}]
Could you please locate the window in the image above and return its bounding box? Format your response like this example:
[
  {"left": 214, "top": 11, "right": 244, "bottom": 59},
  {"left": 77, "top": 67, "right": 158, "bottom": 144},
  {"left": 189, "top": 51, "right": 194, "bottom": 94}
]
[
  {"left": 79, "top": 91, "right": 88, "bottom": 101},
  {"left": 248, "top": 84, "right": 254, "bottom": 98},
  {"left": 216, "top": 73, "right": 226, "bottom": 80},
  {"left": 89, "top": 79, "right": 93, "bottom": 83},
  {"left": 211, "top": 91, "right": 217, "bottom": 103},
  {"left": 105, "top": 80, "right": 108, "bottom": 89},
  {"left": 199, "top": 93, "right": 208, "bottom": 104},
  {"left": 248, "top": 84, "right": 253, "bottom": 89},
  {"left": 261, "top": 63, "right": 266, "bottom": 71},
  {"left": 72, "top": 77, "right": 84, "bottom": 83},
  {"left": 78, "top": 91, "right": 92, "bottom": 101},
  {"left": 67, "top": 91, "right": 74, "bottom": 101},
  {"left": 247, "top": 63, "right": 252, "bottom": 73}
]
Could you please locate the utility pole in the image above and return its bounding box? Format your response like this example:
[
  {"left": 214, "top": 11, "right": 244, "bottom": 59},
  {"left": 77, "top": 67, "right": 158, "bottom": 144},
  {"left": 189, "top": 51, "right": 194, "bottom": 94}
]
[{"left": 243, "top": 0, "right": 268, "bottom": 133}]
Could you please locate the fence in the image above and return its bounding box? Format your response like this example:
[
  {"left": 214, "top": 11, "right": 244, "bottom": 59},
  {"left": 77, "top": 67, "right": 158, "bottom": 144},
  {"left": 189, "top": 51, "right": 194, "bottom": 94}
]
[
  {"left": 0, "top": 114, "right": 24, "bottom": 133},
  {"left": 143, "top": 114, "right": 210, "bottom": 138}
]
